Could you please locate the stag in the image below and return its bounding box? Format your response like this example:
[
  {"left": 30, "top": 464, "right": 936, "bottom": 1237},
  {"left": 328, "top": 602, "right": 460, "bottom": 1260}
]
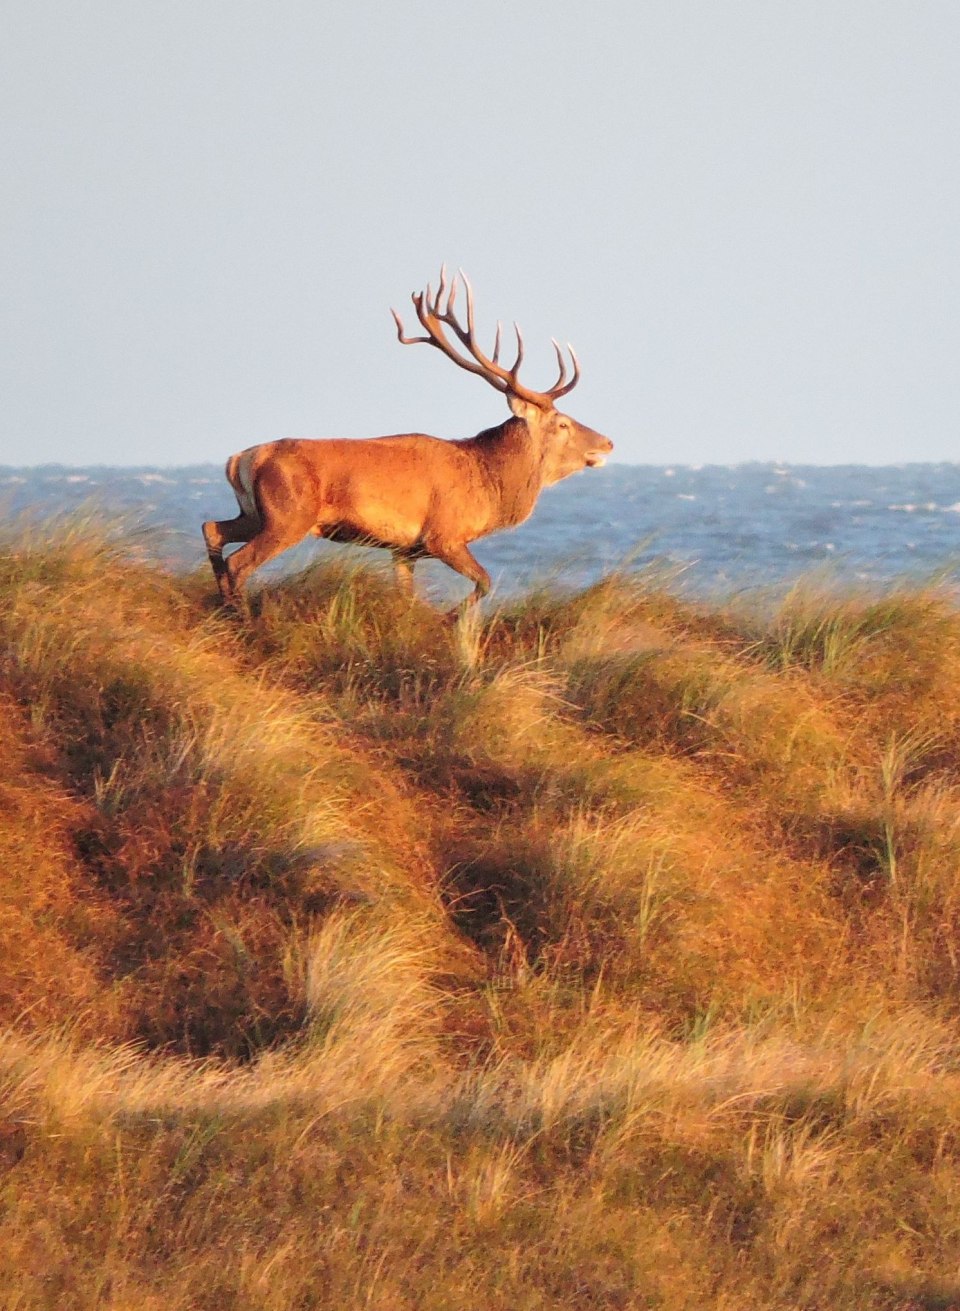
[{"left": 202, "top": 269, "right": 613, "bottom": 609}]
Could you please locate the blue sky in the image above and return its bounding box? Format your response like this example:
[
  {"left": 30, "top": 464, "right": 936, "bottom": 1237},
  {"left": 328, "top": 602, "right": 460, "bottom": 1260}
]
[{"left": 1, "top": 1, "right": 958, "bottom": 466}]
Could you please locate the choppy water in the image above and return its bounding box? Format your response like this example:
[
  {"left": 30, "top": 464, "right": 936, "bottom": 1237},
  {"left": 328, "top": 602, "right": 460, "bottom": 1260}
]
[{"left": 3, "top": 462, "right": 960, "bottom": 598}]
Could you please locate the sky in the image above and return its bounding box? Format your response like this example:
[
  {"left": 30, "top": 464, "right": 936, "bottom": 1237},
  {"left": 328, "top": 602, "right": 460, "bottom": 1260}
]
[{"left": 1, "top": 1, "right": 958, "bottom": 467}]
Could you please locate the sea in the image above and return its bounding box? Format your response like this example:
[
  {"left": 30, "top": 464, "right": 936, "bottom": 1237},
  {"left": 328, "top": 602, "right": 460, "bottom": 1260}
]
[{"left": 3, "top": 462, "right": 960, "bottom": 600}]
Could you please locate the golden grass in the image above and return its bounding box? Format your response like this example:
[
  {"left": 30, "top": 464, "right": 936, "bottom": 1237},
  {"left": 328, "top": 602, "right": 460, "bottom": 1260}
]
[{"left": 3, "top": 519, "right": 960, "bottom": 1307}]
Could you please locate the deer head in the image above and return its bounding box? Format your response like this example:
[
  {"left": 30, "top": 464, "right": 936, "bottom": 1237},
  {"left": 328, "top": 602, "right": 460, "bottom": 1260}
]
[{"left": 391, "top": 267, "right": 613, "bottom": 483}]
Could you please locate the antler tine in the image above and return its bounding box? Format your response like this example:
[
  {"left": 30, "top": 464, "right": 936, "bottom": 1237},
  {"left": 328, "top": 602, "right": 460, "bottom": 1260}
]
[
  {"left": 433, "top": 264, "right": 449, "bottom": 315},
  {"left": 413, "top": 284, "right": 447, "bottom": 343},
  {"left": 459, "top": 268, "right": 477, "bottom": 340},
  {"left": 511, "top": 322, "right": 525, "bottom": 376},
  {"left": 547, "top": 341, "right": 581, "bottom": 400},
  {"left": 411, "top": 290, "right": 433, "bottom": 337},
  {"left": 549, "top": 338, "right": 569, "bottom": 393},
  {"left": 492, "top": 321, "right": 502, "bottom": 365},
  {"left": 391, "top": 303, "right": 433, "bottom": 346}
]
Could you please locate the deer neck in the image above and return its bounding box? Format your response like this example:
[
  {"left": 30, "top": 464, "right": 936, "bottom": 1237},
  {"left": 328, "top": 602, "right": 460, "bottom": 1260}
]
[{"left": 462, "top": 417, "right": 547, "bottom": 529}]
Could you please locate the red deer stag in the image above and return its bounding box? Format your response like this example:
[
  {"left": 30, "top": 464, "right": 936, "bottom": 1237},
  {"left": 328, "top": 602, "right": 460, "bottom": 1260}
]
[{"left": 202, "top": 268, "right": 613, "bottom": 609}]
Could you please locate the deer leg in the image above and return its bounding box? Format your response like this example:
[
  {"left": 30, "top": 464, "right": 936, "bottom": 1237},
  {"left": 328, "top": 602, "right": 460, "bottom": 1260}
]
[
  {"left": 428, "top": 542, "right": 491, "bottom": 612},
  {"left": 222, "top": 519, "right": 314, "bottom": 604},
  {"left": 392, "top": 552, "right": 416, "bottom": 599},
  {"left": 202, "top": 513, "right": 259, "bottom": 602}
]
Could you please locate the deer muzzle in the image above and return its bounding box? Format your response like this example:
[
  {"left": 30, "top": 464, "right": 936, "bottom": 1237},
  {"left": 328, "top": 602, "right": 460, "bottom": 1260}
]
[{"left": 584, "top": 435, "right": 614, "bottom": 468}]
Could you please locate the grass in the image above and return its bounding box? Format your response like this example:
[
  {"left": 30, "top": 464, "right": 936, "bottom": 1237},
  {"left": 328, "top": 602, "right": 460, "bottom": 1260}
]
[{"left": 3, "top": 518, "right": 960, "bottom": 1306}]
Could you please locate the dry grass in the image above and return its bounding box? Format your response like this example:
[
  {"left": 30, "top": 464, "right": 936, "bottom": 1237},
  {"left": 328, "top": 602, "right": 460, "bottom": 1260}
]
[{"left": 3, "top": 519, "right": 960, "bottom": 1308}]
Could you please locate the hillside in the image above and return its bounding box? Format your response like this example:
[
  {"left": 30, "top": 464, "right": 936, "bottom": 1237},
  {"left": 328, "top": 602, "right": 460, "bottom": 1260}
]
[{"left": 3, "top": 517, "right": 960, "bottom": 1309}]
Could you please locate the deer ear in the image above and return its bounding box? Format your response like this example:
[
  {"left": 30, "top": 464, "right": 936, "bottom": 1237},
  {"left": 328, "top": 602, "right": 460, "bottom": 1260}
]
[{"left": 507, "top": 394, "right": 542, "bottom": 424}]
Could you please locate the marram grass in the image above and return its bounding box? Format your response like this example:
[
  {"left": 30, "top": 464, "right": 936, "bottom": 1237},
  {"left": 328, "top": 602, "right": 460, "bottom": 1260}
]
[{"left": 3, "top": 520, "right": 960, "bottom": 1308}]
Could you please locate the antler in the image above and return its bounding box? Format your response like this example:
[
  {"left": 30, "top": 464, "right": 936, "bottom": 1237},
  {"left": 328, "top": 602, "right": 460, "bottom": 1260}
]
[{"left": 391, "top": 266, "right": 580, "bottom": 407}]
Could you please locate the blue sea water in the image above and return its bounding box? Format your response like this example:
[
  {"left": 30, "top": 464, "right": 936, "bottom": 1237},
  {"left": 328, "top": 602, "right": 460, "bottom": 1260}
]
[{"left": 3, "top": 462, "right": 960, "bottom": 599}]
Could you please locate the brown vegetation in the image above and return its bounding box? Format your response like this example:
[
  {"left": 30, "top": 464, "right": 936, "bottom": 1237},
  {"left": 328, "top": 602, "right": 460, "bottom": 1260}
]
[{"left": 3, "top": 518, "right": 960, "bottom": 1308}]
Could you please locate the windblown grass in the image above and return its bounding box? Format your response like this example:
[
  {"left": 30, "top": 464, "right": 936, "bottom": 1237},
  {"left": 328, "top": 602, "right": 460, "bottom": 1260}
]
[{"left": 3, "top": 519, "right": 960, "bottom": 1307}]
